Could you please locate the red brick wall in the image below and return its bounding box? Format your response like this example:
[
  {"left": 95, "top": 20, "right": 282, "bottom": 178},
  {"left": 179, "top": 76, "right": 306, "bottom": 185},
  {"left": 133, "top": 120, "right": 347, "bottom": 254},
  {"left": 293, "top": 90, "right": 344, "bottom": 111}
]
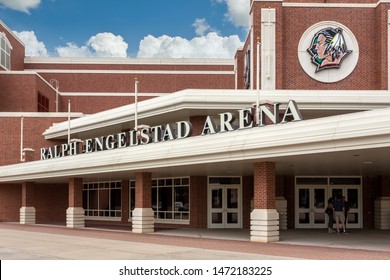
[
  {"left": 242, "top": 176, "right": 254, "bottom": 229},
  {"left": 34, "top": 184, "right": 68, "bottom": 223},
  {"left": 363, "top": 176, "right": 381, "bottom": 229},
  {"left": 0, "top": 117, "right": 68, "bottom": 166},
  {"left": 31, "top": 68, "right": 234, "bottom": 93},
  {"left": 0, "top": 183, "right": 68, "bottom": 223},
  {"left": 0, "top": 74, "right": 57, "bottom": 112},
  {"left": 0, "top": 184, "right": 21, "bottom": 222},
  {"left": 190, "top": 176, "right": 208, "bottom": 228}
]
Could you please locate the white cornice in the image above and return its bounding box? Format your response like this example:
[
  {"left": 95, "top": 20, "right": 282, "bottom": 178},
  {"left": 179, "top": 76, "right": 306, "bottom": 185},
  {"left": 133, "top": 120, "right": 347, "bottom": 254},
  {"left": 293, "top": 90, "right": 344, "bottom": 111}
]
[
  {"left": 283, "top": 3, "right": 376, "bottom": 8},
  {"left": 251, "top": 0, "right": 390, "bottom": 8},
  {"left": 0, "top": 112, "right": 84, "bottom": 118},
  {"left": 60, "top": 92, "right": 165, "bottom": 97},
  {"left": 27, "top": 69, "right": 234, "bottom": 75},
  {"left": 24, "top": 57, "right": 235, "bottom": 66}
]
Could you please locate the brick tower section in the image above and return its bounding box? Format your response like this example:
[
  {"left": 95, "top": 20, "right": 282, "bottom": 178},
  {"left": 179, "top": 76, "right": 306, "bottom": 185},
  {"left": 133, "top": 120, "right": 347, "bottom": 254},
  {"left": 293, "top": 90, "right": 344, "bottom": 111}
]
[
  {"left": 132, "top": 172, "right": 154, "bottom": 233},
  {"left": 66, "top": 178, "right": 85, "bottom": 228},
  {"left": 251, "top": 162, "right": 279, "bottom": 242},
  {"left": 20, "top": 182, "right": 36, "bottom": 224}
]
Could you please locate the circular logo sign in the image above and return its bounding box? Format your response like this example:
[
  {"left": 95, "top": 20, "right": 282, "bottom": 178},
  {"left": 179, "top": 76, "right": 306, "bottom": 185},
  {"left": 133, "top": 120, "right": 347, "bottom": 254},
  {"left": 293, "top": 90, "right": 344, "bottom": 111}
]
[{"left": 298, "top": 21, "right": 359, "bottom": 83}]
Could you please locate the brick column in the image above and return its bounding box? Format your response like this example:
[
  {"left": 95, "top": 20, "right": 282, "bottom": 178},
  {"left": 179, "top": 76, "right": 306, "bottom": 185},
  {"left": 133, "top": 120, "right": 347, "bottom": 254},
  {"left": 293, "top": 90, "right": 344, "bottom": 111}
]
[
  {"left": 250, "top": 162, "right": 279, "bottom": 242},
  {"left": 66, "top": 178, "right": 85, "bottom": 228},
  {"left": 190, "top": 176, "right": 208, "bottom": 228},
  {"left": 121, "top": 180, "right": 130, "bottom": 223},
  {"left": 20, "top": 182, "right": 36, "bottom": 224},
  {"left": 132, "top": 172, "right": 154, "bottom": 233}
]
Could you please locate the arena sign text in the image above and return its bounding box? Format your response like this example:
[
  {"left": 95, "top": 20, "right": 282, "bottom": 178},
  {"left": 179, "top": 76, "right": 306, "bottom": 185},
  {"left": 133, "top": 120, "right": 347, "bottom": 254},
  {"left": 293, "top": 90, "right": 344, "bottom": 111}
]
[{"left": 40, "top": 100, "right": 302, "bottom": 160}]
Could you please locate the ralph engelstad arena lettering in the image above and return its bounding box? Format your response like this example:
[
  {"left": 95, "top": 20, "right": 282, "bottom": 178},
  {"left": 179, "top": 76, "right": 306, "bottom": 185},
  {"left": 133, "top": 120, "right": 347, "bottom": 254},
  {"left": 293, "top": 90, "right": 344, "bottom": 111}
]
[{"left": 40, "top": 100, "right": 302, "bottom": 160}]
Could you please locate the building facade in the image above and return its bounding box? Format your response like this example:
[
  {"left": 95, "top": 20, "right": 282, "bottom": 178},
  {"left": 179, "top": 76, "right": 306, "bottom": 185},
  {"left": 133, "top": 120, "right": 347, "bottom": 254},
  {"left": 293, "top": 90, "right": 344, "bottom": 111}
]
[{"left": 1, "top": 0, "right": 390, "bottom": 242}]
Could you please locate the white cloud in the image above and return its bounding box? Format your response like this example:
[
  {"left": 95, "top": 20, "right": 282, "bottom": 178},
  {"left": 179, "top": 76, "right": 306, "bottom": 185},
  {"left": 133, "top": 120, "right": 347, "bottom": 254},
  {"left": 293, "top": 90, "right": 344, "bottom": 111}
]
[
  {"left": 13, "top": 30, "right": 48, "bottom": 57},
  {"left": 214, "top": 0, "right": 250, "bottom": 29},
  {"left": 192, "top": 18, "right": 211, "bottom": 36},
  {"left": 87, "top": 33, "right": 128, "bottom": 57},
  {"left": 56, "top": 32, "right": 128, "bottom": 58},
  {"left": 0, "top": 0, "right": 41, "bottom": 14},
  {"left": 56, "top": 42, "right": 91, "bottom": 57},
  {"left": 137, "top": 32, "right": 243, "bottom": 59}
]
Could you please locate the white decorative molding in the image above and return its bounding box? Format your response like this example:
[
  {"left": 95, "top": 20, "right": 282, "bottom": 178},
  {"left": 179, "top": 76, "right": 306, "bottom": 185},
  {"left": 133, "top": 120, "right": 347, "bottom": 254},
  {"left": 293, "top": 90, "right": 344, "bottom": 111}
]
[
  {"left": 250, "top": 209, "right": 279, "bottom": 242},
  {"left": 375, "top": 197, "right": 390, "bottom": 229},
  {"left": 66, "top": 207, "right": 85, "bottom": 228},
  {"left": 20, "top": 207, "right": 36, "bottom": 224},
  {"left": 132, "top": 208, "right": 154, "bottom": 233},
  {"left": 261, "top": 8, "right": 276, "bottom": 90}
]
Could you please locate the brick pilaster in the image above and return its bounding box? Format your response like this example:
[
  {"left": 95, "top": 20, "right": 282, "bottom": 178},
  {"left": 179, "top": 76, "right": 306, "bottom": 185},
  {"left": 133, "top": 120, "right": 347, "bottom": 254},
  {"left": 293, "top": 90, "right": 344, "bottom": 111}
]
[
  {"left": 21, "top": 182, "right": 34, "bottom": 207},
  {"left": 20, "top": 182, "right": 35, "bottom": 224},
  {"left": 67, "top": 177, "right": 84, "bottom": 228},
  {"left": 68, "top": 178, "right": 83, "bottom": 208},
  {"left": 251, "top": 162, "right": 279, "bottom": 242},
  {"left": 253, "top": 162, "right": 275, "bottom": 209},
  {"left": 133, "top": 172, "right": 154, "bottom": 233},
  {"left": 135, "top": 172, "right": 152, "bottom": 208}
]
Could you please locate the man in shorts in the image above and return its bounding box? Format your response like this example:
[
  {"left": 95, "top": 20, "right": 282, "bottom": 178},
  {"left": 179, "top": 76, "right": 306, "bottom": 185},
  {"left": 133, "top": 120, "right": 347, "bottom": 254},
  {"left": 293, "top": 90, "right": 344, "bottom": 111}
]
[{"left": 333, "top": 196, "right": 347, "bottom": 234}]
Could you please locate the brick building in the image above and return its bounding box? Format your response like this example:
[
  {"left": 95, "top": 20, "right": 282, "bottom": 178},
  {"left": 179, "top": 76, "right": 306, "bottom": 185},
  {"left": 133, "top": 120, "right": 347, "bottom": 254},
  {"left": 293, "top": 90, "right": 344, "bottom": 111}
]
[{"left": 1, "top": 0, "right": 390, "bottom": 242}]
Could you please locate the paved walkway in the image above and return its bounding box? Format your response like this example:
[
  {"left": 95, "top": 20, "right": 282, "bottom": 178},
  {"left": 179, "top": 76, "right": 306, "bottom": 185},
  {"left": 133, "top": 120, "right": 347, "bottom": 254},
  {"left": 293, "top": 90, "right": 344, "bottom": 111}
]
[{"left": 0, "top": 223, "right": 389, "bottom": 260}]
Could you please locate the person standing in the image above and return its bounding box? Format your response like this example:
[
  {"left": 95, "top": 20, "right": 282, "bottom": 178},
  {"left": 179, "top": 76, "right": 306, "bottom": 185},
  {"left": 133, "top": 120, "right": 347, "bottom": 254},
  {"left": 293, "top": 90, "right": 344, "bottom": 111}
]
[
  {"left": 341, "top": 196, "right": 350, "bottom": 232},
  {"left": 325, "top": 197, "right": 334, "bottom": 233},
  {"left": 333, "top": 196, "right": 347, "bottom": 234}
]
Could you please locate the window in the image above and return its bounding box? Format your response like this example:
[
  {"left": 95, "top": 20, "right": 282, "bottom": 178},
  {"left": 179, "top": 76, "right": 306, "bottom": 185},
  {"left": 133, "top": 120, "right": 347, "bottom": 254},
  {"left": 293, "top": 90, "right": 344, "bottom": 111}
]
[
  {"left": 37, "top": 92, "right": 49, "bottom": 112},
  {"left": 130, "top": 177, "right": 190, "bottom": 221},
  {"left": 0, "top": 33, "right": 11, "bottom": 70},
  {"left": 83, "top": 181, "right": 122, "bottom": 218},
  {"left": 152, "top": 177, "right": 190, "bottom": 221}
]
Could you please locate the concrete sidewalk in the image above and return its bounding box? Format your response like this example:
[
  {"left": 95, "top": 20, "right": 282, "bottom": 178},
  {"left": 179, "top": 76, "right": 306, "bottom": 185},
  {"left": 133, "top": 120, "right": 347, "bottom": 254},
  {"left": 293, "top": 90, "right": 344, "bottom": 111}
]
[{"left": 0, "top": 223, "right": 389, "bottom": 260}]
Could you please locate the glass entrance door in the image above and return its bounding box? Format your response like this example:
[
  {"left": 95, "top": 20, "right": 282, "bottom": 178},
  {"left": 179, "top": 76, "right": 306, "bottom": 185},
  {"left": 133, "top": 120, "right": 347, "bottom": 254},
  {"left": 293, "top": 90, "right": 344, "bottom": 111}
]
[
  {"left": 208, "top": 178, "right": 242, "bottom": 229},
  {"left": 296, "top": 186, "right": 327, "bottom": 228},
  {"left": 330, "top": 184, "right": 361, "bottom": 229},
  {"left": 295, "top": 177, "right": 362, "bottom": 229}
]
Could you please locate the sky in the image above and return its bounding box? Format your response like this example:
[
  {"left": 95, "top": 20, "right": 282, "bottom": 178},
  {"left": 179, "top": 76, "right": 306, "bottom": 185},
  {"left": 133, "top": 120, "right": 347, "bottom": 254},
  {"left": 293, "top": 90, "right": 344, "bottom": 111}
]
[{"left": 0, "top": 0, "right": 250, "bottom": 58}]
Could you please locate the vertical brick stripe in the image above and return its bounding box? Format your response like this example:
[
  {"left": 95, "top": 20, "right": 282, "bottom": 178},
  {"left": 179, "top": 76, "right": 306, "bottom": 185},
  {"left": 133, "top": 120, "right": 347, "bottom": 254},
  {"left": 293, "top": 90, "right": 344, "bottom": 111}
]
[
  {"left": 21, "top": 182, "right": 34, "bottom": 207},
  {"left": 135, "top": 172, "right": 152, "bottom": 208},
  {"left": 68, "top": 178, "right": 83, "bottom": 208},
  {"left": 253, "top": 162, "right": 276, "bottom": 209}
]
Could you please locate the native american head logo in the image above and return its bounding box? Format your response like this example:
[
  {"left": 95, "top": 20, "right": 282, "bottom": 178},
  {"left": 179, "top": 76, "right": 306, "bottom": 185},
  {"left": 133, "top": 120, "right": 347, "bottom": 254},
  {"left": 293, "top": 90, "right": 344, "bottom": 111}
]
[{"left": 307, "top": 27, "right": 352, "bottom": 72}]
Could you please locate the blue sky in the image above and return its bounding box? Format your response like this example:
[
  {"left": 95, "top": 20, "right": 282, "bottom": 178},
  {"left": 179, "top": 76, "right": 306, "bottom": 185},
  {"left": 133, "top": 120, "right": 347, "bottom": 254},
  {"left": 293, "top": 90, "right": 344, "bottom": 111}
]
[{"left": 0, "top": 0, "right": 250, "bottom": 58}]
